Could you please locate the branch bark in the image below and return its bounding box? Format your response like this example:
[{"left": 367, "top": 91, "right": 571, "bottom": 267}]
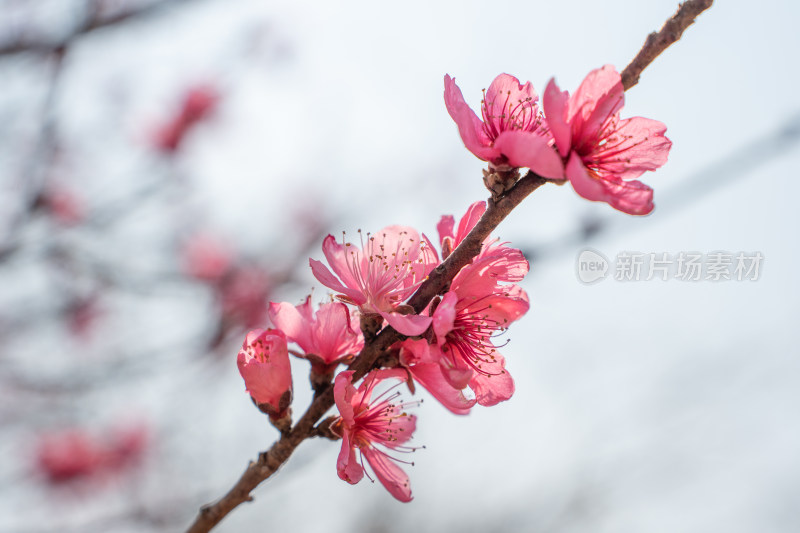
[{"left": 621, "top": 0, "right": 714, "bottom": 91}]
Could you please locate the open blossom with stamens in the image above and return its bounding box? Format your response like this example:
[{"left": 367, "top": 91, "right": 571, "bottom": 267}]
[
  {"left": 269, "top": 297, "right": 363, "bottom": 372},
  {"left": 543, "top": 65, "right": 672, "bottom": 215},
  {"left": 401, "top": 202, "right": 530, "bottom": 413},
  {"left": 237, "top": 329, "right": 292, "bottom": 418},
  {"left": 309, "top": 226, "right": 438, "bottom": 336},
  {"left": 402, "top": 281, "right": 528, "bottom": 413},
  {"left": 333, "top": 370, "right": 418, "bottom": 502},
  {"left": 444, "top": 73, "right": 564, "bottom": 179}
]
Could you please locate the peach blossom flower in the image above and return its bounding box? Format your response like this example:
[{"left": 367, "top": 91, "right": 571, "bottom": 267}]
[
  {"left": 543, "top": 65, "right": 672, "bottom": 215},
  {"left": 333, "top": 370, "right": 418, "bottom": 502},
  {"left": 310, "top": 227, "right": 438, "bottom": 336},
  {"left": 444, "top": 73, "right": 563, "bottom": 178}
]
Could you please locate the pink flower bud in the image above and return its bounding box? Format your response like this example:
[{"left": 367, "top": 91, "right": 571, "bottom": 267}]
[{"left": 237, "top": 329, "right": 292, "bottom": 418}]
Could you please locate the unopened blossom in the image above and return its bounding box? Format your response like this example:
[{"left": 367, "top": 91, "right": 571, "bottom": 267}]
[
  {"left": 237, "top": 329, "right": 292, "bottom": 418},
  {"left": 310, "top": 226, "right": 438, "bottom": 336},
  {"left": 543, "top": 65, "right": 672, "bottom": 215},
  {"left": 333, "top": 370, "right": 418, "bottom": 502},
  {"left": 269, "top": 297, "right": 363, "bottom": 371},
  {"left": 401, "top": 202, "right": 530, "bottom": 412},
  {"left": 444, "top": 73, "right": 564, "bottom": 179}
]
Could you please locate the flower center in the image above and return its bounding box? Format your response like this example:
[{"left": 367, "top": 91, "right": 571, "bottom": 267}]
[
  {"left": 480, "top": 89, "right": 543, "bottom": 142},
  {"left": 341, "top": 230, "right": 431, "bottom": 312},
  {"left": 443, "top": 302, "right": 508, "bottom": 377}
]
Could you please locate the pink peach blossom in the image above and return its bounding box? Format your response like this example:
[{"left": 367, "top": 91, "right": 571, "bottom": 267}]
[
  {"left": 444, "top": 73, "right": 563, "bottom": 178},
  {"left": 400, "top": 202, "right": 530, "bottom": 412},
  {"left": 237, "top": 329, "right": 292, "bottom": 417},
  {"left": 310, "top": 226, "right": 438, "bottom": 336},
  {"left": 543, "top": 65, "right": 672, "bottom": 215},
  {"left": 402, "top": 282, "right": 528, "bottom": 412},
  {"left": 333, "top": 370, "right": 418, "bottom": 502},
  {"left": 269, "top": 297, "right": 363, "bottom": 371}
]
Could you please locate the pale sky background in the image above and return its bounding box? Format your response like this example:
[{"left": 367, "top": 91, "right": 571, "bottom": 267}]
[{"left": 1, "top": 0, "right": 799, "bottom": 531}]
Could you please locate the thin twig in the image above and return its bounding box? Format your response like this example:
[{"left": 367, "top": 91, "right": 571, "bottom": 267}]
[{"left": 621, "top": 0, "right": 714, "bottom": 91}]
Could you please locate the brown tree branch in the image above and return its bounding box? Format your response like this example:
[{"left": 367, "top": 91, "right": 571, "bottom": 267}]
[
  {"left": 621, "top": 0, "right": 714, "bottom": 91},
  {"left": 185, "top": 1, "right": 716, "bottom": 530}
]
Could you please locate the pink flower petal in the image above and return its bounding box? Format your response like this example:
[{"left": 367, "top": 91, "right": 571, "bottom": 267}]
[
  {"left": 408, "top": 362, "right": 475, "bottom": 415},
  {"left": 268, "top": 302, "right": 311, "bottom": 351},
  {"left": 469, "top": 352, "right": 515, "bottom": 406},
  {"left": 594, "top": 116, "right": 672, "bottom": 180},
  {"left": 493, "top": 130, "right": 564, "bottom": 179},
  {"left": 309, "top": 258, "right": 365, "bottom": 305},
  {"left": 337, "top": 432, "right": 364, "bottom": 484},
  {"left": 333, "top": 371, "right": 357, "bottom": 425},
  {"left": 440, "top": 356, "right": 474, "bottom": 390},
  {"left": 571, "top": 65, "right": 625, "bottom": 142},
  {"left": 567, "top": 152, "right": 654, "bottom": 215},
  {"left": 436, "top": 214, "right": 455, "bottom": 247},
  {"left": 432, "top": 291, "right": 458, "bottom": 343},
  {"left": 444, "top": 74, "right": 497, "bottom": 161},
  {"left": 362, "top": 447, "right": 413, "bottom": 502},
  {"left": 543, "top": 78, "right": 571, "bottom": 157},
  {"left": 320, "top": 235, "right": 363, "bottom": 293},
  {"left": 483, "top": 73, "right": 539, "bottom": 129},
  {"left": 380, "top": 310, "right": 432, "bottom": 337},
  {"left": 453, "top": 201, "right": 485, "bottom": 246},
  {"left": 399, "top": 338, "right": 437, "bottom": 366}
]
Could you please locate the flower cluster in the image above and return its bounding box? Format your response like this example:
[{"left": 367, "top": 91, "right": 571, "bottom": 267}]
[
  {"left": 234, "top": 64, "right": 672, "bottom": 504},
  {"left": 236, "top": 201, "right": 529, "bottom": 501},
  {"left": 445, "top": 65, "right": 672, "bottom": 215}
]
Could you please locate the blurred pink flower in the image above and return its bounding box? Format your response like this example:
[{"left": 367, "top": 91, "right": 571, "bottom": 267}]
[
  {"left": 39, "top": 185, "right": 84, "bottom": 226},
  {"left": 237, "top": 329, "right": 292, "bottom": 418},
  {"left": 444, "top": 73, "right": 563, "bottom": 178},
  {"left": 333, "top": 370, "right": 418, "bottom": 502},
  {"left": 182, "top": 233, "right": 233, "bottom": 282},
  {"left": 269, "top": 297, "right": 363, "bottom": 372},
  {"left": 543, "top": 65, "right": 672, "bottom": 215},
  {"left": 154, "top": 85, "right": 219, "bottom": 153},
  {"left": 220, "top": 265, "right": 271, "bottom": 329},
  {"left": 310, "top": 227, "right": 438, "bottom": 336},
  {"left": 36, "top": 430, "right": 105, "bottom": 483},
  {"left": 35, "top": 422, "right": 148, "bottom": 484},
  {"left": 66, "top": 295, "right": 102, "bottom": 340}
]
